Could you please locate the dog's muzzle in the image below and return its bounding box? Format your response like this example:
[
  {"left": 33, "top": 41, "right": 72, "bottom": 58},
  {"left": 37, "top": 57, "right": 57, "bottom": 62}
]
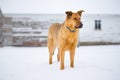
[{"left": 75, "top": 22, "right": 83, "bottom": 29}]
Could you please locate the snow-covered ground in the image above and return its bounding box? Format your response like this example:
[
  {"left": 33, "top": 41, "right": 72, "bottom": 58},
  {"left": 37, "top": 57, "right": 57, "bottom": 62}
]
[{"left": 0, "top": 45, "right": 120, "bottom": 80}]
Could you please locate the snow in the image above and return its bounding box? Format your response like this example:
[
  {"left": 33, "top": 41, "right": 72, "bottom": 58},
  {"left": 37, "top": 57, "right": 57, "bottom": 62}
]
[{"left": 0, "top": 45, "right": 120, "bottom": 80}]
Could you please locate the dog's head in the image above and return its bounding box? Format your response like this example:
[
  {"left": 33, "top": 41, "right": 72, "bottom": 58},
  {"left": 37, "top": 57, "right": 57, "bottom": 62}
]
[{"left": 65, "top": 10, "right": 84, "bottom": 30}]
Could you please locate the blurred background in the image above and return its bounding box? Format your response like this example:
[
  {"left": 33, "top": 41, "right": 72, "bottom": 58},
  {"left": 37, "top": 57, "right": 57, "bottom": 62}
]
[
  {"left": 0, "top": 0, "right": 120, "bottom": 47},
  {"left": 0, "top": 0, "right": 120, "bottom": 80}
]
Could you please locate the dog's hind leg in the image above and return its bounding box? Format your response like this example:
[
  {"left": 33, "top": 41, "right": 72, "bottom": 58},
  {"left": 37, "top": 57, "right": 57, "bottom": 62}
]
[
  {"left": 57, "top": 48, "right": 60, "bottom": 62},
  {"left": 48, "top": 38, "right": 56, "bottom": 64}
]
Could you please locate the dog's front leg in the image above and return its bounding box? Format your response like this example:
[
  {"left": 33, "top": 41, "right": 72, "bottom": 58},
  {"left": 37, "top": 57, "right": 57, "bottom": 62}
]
[
  {"left": 70, "top": 48, "right": 75, "bottom": 68},
  {"left": 60, "top": 49, "right": 65, "bottom": 70}
]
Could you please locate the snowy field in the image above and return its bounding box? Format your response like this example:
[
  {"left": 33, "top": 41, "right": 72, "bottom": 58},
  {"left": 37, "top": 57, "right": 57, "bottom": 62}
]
[{"left": 0, "top": 45, "right": 120, "bottom": 80}]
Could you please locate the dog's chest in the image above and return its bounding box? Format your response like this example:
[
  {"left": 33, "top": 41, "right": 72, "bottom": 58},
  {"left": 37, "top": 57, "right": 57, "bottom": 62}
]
[
  {"left": 65, "top": 32, "right": 78, "bottom": 44},
  {"left": 64, "top": 37, "right": 76, "bottom": 50},
  {"left": 65, "top": 37, "right": 77, "bottom": 48},
  {"left": 67, "top": 37, "right": 74, "bottom": 43}
]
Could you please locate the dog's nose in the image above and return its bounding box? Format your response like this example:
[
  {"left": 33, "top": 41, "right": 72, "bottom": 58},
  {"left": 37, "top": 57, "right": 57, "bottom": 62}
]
[
  {"left": 78, "top": 22, "right": 83, "bottom": 28},
  {"left": 75, "top": 22, "right": 83, "bottom": 28}
]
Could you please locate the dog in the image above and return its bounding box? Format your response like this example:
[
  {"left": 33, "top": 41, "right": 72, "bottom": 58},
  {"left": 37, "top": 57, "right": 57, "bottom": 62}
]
[{"left": 48, "top": 10, "right": 84, "bottom": 70}]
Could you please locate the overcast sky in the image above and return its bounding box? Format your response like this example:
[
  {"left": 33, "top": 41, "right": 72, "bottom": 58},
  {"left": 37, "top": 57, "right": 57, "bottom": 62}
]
[{"left": 0, "top": 0, "right": 120, "bottom": 14}]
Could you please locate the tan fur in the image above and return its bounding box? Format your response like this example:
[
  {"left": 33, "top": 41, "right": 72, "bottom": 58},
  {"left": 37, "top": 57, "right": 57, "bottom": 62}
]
[{"left": 48, "top": 10, "right": 84, "bottom": 70}]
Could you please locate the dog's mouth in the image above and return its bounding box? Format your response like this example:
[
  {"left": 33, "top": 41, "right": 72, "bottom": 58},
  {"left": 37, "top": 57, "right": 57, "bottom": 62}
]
[{"left": 75, "top": 22, "right": 83, "bottom": 29}]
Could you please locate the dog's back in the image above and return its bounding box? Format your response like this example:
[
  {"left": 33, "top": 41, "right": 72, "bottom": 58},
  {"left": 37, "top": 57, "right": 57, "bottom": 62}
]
[
  {"left": 48, "top": 23, "right": 61, "bottom": 38},
  {"left": 48, "top": 23, "right": 61, "bottom": 47}
]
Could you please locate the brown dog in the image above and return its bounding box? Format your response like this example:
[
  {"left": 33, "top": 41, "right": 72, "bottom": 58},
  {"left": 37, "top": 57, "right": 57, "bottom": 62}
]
[{"left": 48, "top": 10, "right": 84, "bottom": 70}]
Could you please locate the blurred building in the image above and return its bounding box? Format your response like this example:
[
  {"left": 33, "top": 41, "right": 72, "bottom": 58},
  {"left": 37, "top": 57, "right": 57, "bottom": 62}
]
[
  {"left": 2, "top": 17, "right": 13, "bottom": 46},
  {"left": 0, "top": 12, "right": 120, "bottom": 47},
  {"left": 0, "top": 9, "right": 3, "bottom": 47},
  {"left": 12, "top": 19, "right": 48, "bottom": 46}
]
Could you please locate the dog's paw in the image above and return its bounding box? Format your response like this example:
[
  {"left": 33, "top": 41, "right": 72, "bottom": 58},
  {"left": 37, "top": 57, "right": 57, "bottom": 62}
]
[
  {"left": 49, "top": 61, "right": 52, "bottom": 64},
  {"left": 60, "top": 67, "right": 64, "bottom": 70},
  {"left": 70, "top": 64, "right": 74, "bottom": 68},
  {"left": 60, "top": 65, "right": 64, "bottom": 70}
]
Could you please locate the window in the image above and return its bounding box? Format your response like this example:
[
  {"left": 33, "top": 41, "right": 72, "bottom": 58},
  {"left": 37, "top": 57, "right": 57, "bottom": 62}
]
[{"left": 95, "top": 20, "right": 101, "bottom": 30}]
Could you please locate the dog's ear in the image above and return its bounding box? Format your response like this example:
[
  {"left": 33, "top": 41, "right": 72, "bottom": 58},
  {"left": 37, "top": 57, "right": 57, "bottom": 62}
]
[
  {"left": 65, "top": 11, "right": 72, "bottom": 18},
  {"left": 77, "top": 10, "right": 85, "bottom": 16}
]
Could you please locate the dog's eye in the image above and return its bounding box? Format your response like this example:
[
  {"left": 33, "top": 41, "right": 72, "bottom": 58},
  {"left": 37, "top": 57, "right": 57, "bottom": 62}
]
[{"left": 73, "top": 18, "right": 77, "bottom": 20}]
